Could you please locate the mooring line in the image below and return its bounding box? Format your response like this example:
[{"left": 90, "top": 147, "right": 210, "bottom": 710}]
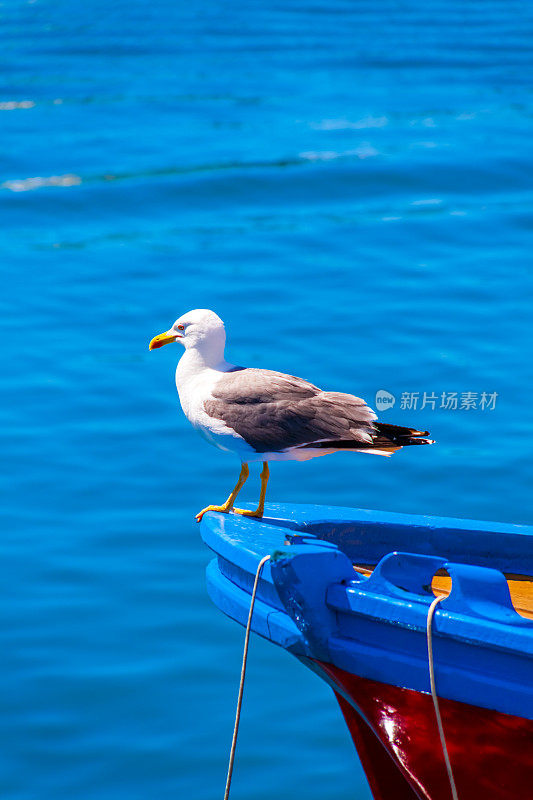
[
  {"left": 427, "top": 594, "right": 459, "bottom": 800},
  {"left": 223, "top": 554, "right": 271, "bottom": 800},
  {"left": 225, "top": 560, "right": 458, "bottom": 800}
]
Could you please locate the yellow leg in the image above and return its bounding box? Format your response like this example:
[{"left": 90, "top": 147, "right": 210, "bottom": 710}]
[
  {"left": 195, "top": 463, "right": 249, "bottom": 522},
  {"left": 233, "top": 462, "right": 269, "bottom": 518}
]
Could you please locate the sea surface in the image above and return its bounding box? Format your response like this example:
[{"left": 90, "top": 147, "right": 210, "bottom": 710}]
[{"left": 2, "top": 1, "right": 532, "bottom": 798}]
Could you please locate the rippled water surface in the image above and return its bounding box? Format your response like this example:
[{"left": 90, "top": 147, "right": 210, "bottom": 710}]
[{"left": 3, "top": 1, "right": 532, "bottom": 798}]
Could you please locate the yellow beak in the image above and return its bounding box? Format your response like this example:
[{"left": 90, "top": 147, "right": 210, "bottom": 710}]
[{"left": 149, "top": 330, "right": 178, "bottom": 350}]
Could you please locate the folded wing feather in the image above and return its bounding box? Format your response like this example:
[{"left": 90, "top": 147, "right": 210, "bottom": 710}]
[{"left": 204, "top": 368, "right": 378, "bottom": 453}]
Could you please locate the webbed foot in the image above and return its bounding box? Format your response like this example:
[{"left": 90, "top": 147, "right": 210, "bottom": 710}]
[
  {"left": 232, "top": 507, "right": 264, "bottom": 519},
  {"left": 195, "top": 503, "right": 232, "bottom": 523}
]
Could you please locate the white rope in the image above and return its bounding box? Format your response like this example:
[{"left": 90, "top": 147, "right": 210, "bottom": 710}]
[
  {"left": 427, "top": 594, "right": 459, "bottom": 800},
  {"left": 223, "top": 561, "right": 458, "bottom": 800},
  {"left": 223, "top": 554, "right": 271, "bottom": 800}
]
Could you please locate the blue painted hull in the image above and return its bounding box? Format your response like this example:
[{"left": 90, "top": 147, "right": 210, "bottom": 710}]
[{"left": 201, "top": 504, "right": 533, "bottom": 797}]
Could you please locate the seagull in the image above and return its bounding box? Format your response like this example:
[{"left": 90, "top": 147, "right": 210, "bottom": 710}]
[{"left": 149, "top": 309, "right": 434, "bottom": 522}]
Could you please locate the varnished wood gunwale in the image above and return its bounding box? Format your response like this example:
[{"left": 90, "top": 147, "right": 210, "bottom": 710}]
[{"left": 353, "top": 564, "right": 533, "bottom": 620}]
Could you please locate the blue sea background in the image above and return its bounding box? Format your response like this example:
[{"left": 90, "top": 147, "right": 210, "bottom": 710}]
[{"left": 2, "top": 0, "right": 532, "bottom": 797}]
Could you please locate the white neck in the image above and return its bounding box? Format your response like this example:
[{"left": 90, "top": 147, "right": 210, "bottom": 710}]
[{"left": 175, "top": 346, "right": 234, "bottom": 387}]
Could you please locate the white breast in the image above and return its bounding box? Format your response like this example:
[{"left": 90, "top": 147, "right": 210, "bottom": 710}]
[{"left": 175, "top": 354, "right": 254, "bottom": 458}]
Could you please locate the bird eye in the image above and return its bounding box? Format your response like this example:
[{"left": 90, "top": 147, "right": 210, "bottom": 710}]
[{"left": 177, "top": 324, "right": 185, "bottom": 331}]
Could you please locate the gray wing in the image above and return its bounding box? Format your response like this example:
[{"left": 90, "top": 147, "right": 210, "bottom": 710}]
[{"left": 204, "top": 368, "right": 377, "bottom": 453}]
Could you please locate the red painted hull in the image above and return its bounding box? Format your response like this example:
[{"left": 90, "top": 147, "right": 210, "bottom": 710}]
[{"left": 316, "top": 661, "right": 533, "bottom": 800}]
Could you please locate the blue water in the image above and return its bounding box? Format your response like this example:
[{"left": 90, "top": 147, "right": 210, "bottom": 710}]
[{"left": 2, "top": 0, "right": 532, "bottom": 797}]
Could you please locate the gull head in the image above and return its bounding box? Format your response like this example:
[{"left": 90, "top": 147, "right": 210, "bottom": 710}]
[{"left": 149, "top": 309, "right": 226, "bottom": 358}]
